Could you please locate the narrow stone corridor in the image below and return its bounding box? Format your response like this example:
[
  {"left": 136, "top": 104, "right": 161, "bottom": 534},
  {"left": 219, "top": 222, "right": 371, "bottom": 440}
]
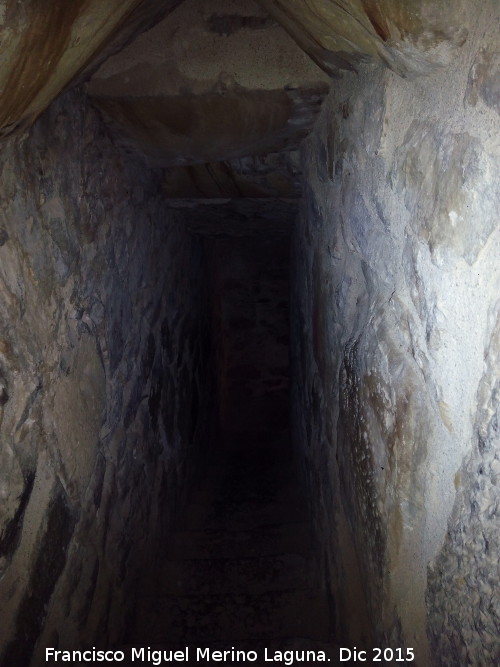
[
  {"left": 127, "top": 440, "right": 335, "bottom": 662},
  {"left": 0, "top": 2, "right": 499, "bottom": 666},
  {"left": 120, "top": 230, "right": 337, "bottom": 662}
]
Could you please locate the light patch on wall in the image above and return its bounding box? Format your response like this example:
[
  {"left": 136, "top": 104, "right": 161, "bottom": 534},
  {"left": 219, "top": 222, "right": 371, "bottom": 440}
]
[
  {"left": 438, "top": 401, "right": 453, "bottom": 433},
  {"left": 48, "top": 334, "right": 105, "bottom": 500},
  {"left": 258, "top": 0, "right": 469, "bottom": 77},
  {"left": 393, "top": 124, "right": 499, "bottom": 265}
]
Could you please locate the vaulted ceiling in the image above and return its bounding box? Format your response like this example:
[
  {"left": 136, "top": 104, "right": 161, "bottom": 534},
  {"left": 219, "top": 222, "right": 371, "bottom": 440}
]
[
  {"left": 87, "top": 0, "right": 330, "bottom": 168},
  {"left": 0, "top": 0, "right": 469, "bottom": 138},
  {"left": 0, "top": 0, "right": 472, "bottom": 207},
  {"left": 258, "top": 0, "right": 468, "bottom": 77},
  {"left": 0, "top": 0, "right": 183, "bottom": 137}
]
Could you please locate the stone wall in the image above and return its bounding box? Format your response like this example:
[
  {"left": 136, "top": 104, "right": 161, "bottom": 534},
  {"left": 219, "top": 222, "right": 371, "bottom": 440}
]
[
  {"left": 0, "top": 89, "right": 214, "bottom": 665},
  {"left": 207, "top": 234, "right": 290, "bottom": 445},
  {"left": 290, "top": 3, "right": 499, "bottom": 664}
]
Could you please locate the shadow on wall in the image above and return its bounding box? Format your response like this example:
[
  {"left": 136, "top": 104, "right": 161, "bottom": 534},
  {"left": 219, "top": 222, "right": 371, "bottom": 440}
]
[
  {"left": 0, "top": 88, "right": 216, "bottom": 664},
  {"left": 206, "top": 233, "right": 291, "bottom": 450}
]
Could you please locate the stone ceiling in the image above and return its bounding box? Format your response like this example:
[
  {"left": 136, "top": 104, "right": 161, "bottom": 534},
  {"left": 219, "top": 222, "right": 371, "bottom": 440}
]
[
  {"left": 0, "top": 0, "right": 183, "bottom": 137},
  {"left": 0, "top": 0, "right": 475, "bottom": 222},
  {"left": 86, "top": 0, "right": 330, "bottom": 201},
  {"left": 0, "top": 0, "right": 472, "bottom": 140},
  {"left": 258, "top": 0, "right": 469, "bottom": 77}
]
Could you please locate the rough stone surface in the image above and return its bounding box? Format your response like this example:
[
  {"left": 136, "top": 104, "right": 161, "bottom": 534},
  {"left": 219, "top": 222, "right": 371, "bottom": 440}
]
[
  {"left": 88, "top": 0, "right": 329, "bottom": 167},
  {"left": 163, "top": 151, "right": 303, "bottom": 199},
  {"left": 426, "top": 313, "right": 500, "bottom": 666},
  {"left": 0, "top": 0, "right": 182, "bottom": 136},
  {"left": 169, "top": 199, "right": 296, "bottom": 238},
  {"left": 91, "top": 87, "right": 328, "bottom": 168},
  {"left": 290, "top": 3, "right": 499, "bottom": 664},
  {"left": 260, "top": 0, "right": 470, "bottom": 77},
  {"left": 0, "top": 1, "right": 499, "bottom": 663},
  {"left": 89, "top": 0, "right": 329, "bottom": 99},
  {"left": 0, "top": 88, "right": 214, "bottom": 664}
]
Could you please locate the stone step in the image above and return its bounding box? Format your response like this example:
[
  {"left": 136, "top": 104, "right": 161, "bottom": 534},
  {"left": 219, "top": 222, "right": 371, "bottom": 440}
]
[
  {"left": 133, "top": 589, "right": 331, "bottom": 644},
  {"left": 149, "top": 553, "right": 311, "bottom": 595},
  {"left": 168, "top": 523, "right": 312, "bottom": 559}
]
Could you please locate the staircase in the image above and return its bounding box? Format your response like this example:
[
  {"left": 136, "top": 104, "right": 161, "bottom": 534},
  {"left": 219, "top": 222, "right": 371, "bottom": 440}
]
[{"left": 125, "top": 440, "right": 337, "bottom": 665}]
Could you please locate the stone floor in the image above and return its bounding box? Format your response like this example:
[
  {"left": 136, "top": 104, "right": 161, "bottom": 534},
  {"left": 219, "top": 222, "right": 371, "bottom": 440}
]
[{"left": 124, "top": 437, "right": 337, "bottom": 665}]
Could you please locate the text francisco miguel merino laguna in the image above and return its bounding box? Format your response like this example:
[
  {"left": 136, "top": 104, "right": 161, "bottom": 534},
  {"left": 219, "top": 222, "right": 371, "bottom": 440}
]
[{"left": 46, "top": 646, "right": 332, "bottom": 665}]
